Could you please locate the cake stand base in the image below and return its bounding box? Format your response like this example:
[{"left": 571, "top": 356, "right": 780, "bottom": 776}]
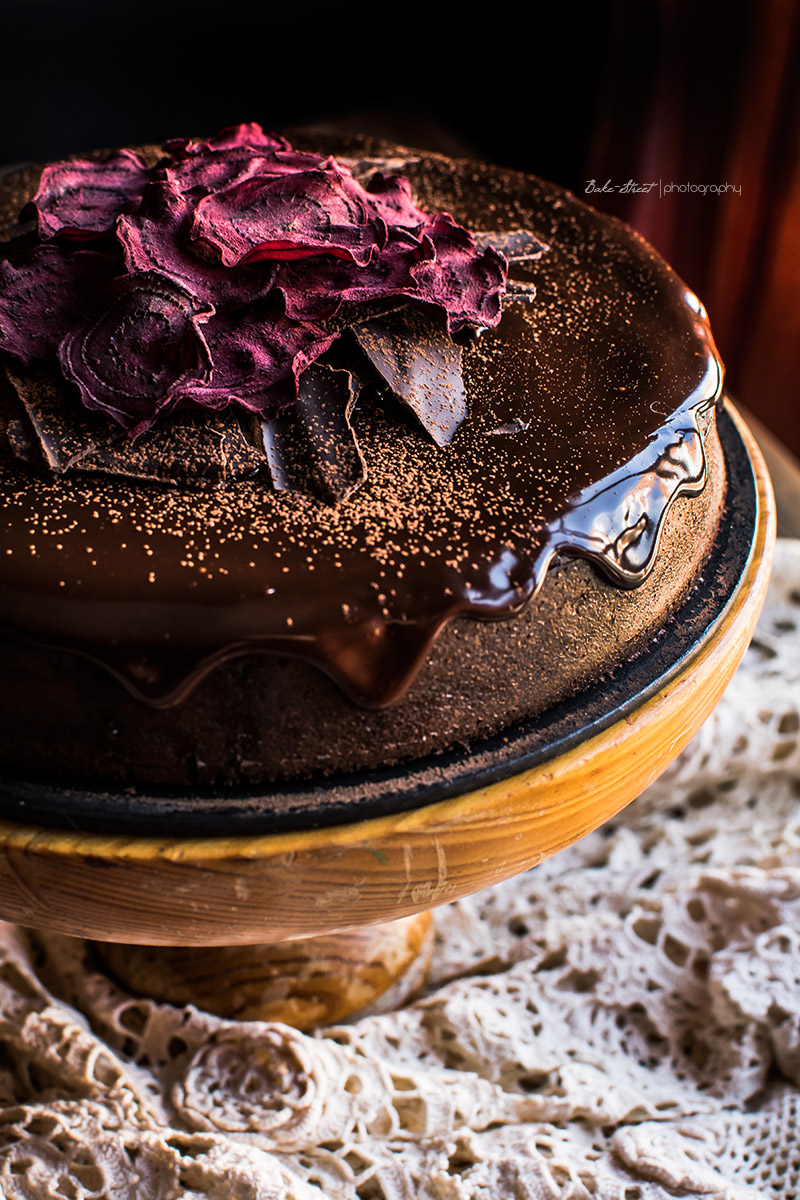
[{"left": 94, "top": 912, "right": 434, "bottom": 1030}]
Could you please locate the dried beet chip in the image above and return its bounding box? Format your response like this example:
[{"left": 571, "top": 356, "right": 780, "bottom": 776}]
[
  {"left": 363, "top": 173, "right": 429, "bottom": 228},
  {"left": 163, "top": 123, "right": 290, "bottom": 159},
  {"left": 276, "top": 228, "right": 430, "bottom": 322},
  {"left": 117, "top": 180, "right": 275, "bottom": 309},
  {"left": 262, "top": 363, "right": 365, "bottom": 504},
  {"left": 0, "top": 245, "right": 121, "bottom": 365},
  {"left": 190, "top": 168, "right": 386, "bottom": 267},
  {"left": 23, "top": 150, "right": 150, "bottom": 240},
  {"left": 164, "top": 144, "right": 343, "bottom": 204},
  {"left": 354, "top": 310, "right": 467, "bottom": 447},
  {"left": 411, "top": 214, "right": 507, "bottom": 332},
  {"left": 59, "top": 272, "right": 214, "bottom": 434},
  {"left": 178, "top": 308, "right": 335, "bottom": 418}
]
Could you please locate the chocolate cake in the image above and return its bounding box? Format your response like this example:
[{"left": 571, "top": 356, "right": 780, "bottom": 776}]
[{"left": 0, "top": 126, "right": 726, "bottom": 789}]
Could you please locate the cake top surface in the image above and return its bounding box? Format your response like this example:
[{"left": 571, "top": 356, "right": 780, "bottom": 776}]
[{"left": 0, "top": 128, "right": 723, "bottom": 707}]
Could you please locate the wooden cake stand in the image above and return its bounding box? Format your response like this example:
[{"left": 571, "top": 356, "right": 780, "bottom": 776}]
[{"left": 0, "top": 405, "right": 776, "bottom": 1029}]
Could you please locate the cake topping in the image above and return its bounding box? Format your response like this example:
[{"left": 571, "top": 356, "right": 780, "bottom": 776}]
[
  {"left": 0, "top": 124, "right": 514, "bottom": 491},
  {"left": 59, "top": 273, "right": 214, "bottom": 434},
  {"left": 21, "top": 149, "right": 150, "bottom": 240}
]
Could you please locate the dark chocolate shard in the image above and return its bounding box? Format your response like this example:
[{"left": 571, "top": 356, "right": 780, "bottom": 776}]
[
  {"left": 473, "top": 230, "right": 549, "bottom": 262},
  {"left": 0, "top": 373, "right": 44, "bottom": 466},
  {"left": 23, "top": 150, "right": 150, "bottom": 239},
  {"left": 506, "top": 279, "right": 538, "bottom": 297},
  {"left": 353, "top": 310, "right": 466, "bottom": 447},
  {"left": 77, "top": 407, "right": 266, "bottom": 485},
  {"left": 489, "top": 417, "right": 531, "bottom": 435},
  {"left": 262, "top": 363, "right": 365, "bottom": 504},
  {"left": 2, "top": 358, "right": 126, "bottom": 472}
]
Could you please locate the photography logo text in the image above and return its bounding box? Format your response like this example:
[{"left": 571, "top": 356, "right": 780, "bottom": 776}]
[{"left": 586, "top": 179, "right": 742, "bottom": 197}]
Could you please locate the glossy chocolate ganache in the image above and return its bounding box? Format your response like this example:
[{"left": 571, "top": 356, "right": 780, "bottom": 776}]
[{"left": 0, "top": 128, "right": 725, "bottom": 786}]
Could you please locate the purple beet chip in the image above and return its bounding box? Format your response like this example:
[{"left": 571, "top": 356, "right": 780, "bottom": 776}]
[
  {"left": 118, "top": 180, "right": 276, "bottom": 309},
  {"left": 412, "top": 214, "right": 507, "bottom": 332},
  {"left": 178, "top": 308, "right": 335, "bottom": 418},
  {"left": 59, "top": 272, "right": 214, "bottom": 434},
  {"left": 0, "top": 245, "right": 120, "bottom": 365},
  {"left": 190, "top": 168, "right": 387, "bottom": 267},
  {"left": 24, "top": 150, "right": 150, "bottom": 240},
  {"left": 163, "top": 123, "right": 290, "bottom": 160}
]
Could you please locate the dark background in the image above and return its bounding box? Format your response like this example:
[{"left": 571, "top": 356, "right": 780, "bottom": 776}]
[{"left": 2, "top": 0, "right": 798, "bottom": 455}]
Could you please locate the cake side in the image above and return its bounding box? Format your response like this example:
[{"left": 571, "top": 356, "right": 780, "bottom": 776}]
[
  {"left": 0, "top": 412, "right": 725, "bottom": 786},
  {"left": 0, "top": 131, "right": 726, "bottom": 788}
]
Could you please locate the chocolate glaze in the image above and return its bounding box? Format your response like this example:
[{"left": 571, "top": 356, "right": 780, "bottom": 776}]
[{"left": 0, "top": 143, "right": 724, "bottom": 710}]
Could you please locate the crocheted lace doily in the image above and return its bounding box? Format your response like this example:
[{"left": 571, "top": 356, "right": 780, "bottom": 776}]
[{"left": 1, "top": 540, "right": 799, "bottom": 1200}]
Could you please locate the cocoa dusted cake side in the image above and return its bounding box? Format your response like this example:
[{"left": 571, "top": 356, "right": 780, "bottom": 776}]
[{"left": 0, "top": 127, "right": 726, "bottom": 788}]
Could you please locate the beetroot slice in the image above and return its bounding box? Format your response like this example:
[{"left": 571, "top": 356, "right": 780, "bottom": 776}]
[
  {"left": 23, "top": 150, "right": 150, "bottom": 240},
  {"left": 59, "top": 273, "right": 214, "bottom": 435},
  {"left": 178, "top": 308, "right": 335, "bottom": 418},
  {"left": 190, "top": 168, "right": 386, "bottom": 267},
  {"left": 0, "top": 245, "right": 120, "bottom": 365},
  {"left": 117, "top": 180, "right": 275, "bottom": 309},
  {"left": 163, "top": 123, "right": 290, "bottom": 159},
  {"left": 411, "top": 214, "right": 507, "bottom": 331},
  {"left": 364, "top": 173, "right": 429, "bottom": 228},
  {"left": 276, "top": 228, "right": 431, "bottom": 322}
]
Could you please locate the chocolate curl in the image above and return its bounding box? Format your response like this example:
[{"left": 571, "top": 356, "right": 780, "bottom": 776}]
[
  {"left": 178, "top": 308, "right": 335, "bottom": 419},
  {"left": 190, "top": 169, "right": 387, "bottom": 267},
  {"left": 23, "top": 150, "right": 150, "bottom": 240},
  {"left": 117, "top": 180, "right": 276, "bottom": 309},
  {"left": 411, "top": 214, "right": 507, "bottom": 332},
  {"left": 59, "top": 273, "right": 214, "bottom": 435},
  {"left": 354, "top": 310, "right": 467, "bottom": 447},
  {"left": 262, "top": 364, "right": 365, "bottom": 504},
  {"left": 0, "top": 245, "right": 120, "bottom": 365}
]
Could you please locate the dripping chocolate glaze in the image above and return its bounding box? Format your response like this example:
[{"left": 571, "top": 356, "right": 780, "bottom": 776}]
[{"left": 0, "top": 140, "right": 723, "bottom": 709}]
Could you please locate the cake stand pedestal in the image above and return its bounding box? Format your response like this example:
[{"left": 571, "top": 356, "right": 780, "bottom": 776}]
[{"left": 0, "top": 406, "right": 776, "bottom": 1029}]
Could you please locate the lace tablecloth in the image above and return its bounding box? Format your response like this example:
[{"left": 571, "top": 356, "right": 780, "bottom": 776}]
[{"left": 1, "top": 540, "right": 799, "bottom": 1199}]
